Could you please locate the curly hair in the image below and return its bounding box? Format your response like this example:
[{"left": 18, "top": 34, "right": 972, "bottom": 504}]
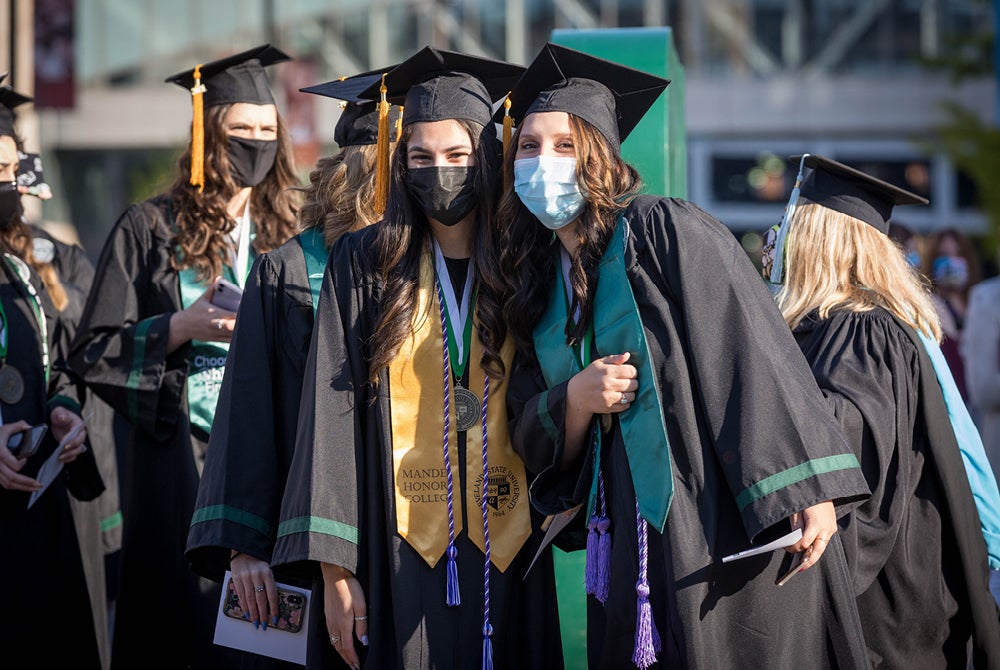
[
  {"left": 0, "top": 216, "right": 68, "bottom": 312},
  {"left": 497, "top": 114, "right": 642, "bottom": 355},
  {"left": 776, "top": 202, "right": 942, "bottom": 340},
  {"left": 295, "top": 143, "right": 384, "bottom": 247},
  {"left": 167, "top": 103, "right": 300, "bottom": 282},
  {"left": 367, "top": 119, "right": 507, "bottom": 386}
]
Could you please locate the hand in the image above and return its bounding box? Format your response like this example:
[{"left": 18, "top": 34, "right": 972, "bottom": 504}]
[
  {"left": 786, "top": 501, "right": 838, "bottom": 573},
  {"left": 167, "top": 277, "right": 237, "bottom": 351},
  {"left": 320, "top": 563, "right": 368, "bottom": 670},
  {"left": 0, "top": 420, "right": 42, "bottom": 492},
  {"left": 230, "top": 552, "right": 279, "bottom": 630},
  {"left": 49, "top": 407, "right": 87, "bottom": 464},
  {"left": 567, "top": 352, "right": 639, "bottom": 416}
]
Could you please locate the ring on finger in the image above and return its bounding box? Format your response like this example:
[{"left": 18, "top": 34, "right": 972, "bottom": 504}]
[
  {"left": 815, "top": 536, "right": 829, "bottom": 543},
  {"left": 330, "top": 633, "right": 341, "bottom": 644},
  {"left": 354, "top": 615, "right": 367, "bottom": 621},
  {"left": 254, "top": 584, "right": 265, "bottom": 593},
  {"left": 619, "top": 392, "right": 629, "bottom": 405}
]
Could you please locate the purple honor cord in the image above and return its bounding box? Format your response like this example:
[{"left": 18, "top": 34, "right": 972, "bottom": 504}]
[
  {"left": 633, "top": 499, "right": 661, "bottom": 669},
  {"left": 437, "top": 280, "right": 460, "bottom": 607}
]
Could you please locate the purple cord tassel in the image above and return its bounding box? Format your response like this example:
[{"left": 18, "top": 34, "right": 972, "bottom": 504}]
[
  {"left": 596, "top": 516, "right": 611, "bottom": 603},
  {"left": 584, "top": 514, "right": 599, "bottom": 595},
  {"left": 481, "top": 623, "right": 494, "bottom": 670},
  {"left": 446, "top": 544, "right": 461, "bottom": 606},
  {"left": 632, "top": 501, "right": 659, "bottom": 669}
]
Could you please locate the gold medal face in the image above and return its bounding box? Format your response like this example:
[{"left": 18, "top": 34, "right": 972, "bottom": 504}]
[
  {"left": 453, "top": 385, "right": 481, "bottom": 433},
  {"left": 0, "top": 364, "right": 25, "bottom": 404}
]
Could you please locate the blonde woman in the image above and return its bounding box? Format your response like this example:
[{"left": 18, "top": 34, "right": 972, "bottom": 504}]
[{"left": 769, "top": 154, "right": 1000, "bottom": 669}]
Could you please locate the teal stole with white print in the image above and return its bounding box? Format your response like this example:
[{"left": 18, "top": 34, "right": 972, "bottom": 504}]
[
  {"left": 532, "top": 214, "right": 674, "bottom": 532},
  {"left": 178, "top": 236, "right": 255, "bottom": 435}
]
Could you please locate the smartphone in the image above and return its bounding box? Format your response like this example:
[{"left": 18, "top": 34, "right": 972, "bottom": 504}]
[
  {"left": 222, "top": 577, "right": 306, "bottom": 633},
  {"left": 775, "top": 551, "right": 806, "bottom": 587},
  {"left": 211, "top": 278, "right": 243, "bottom": 313},
  {"left": 6, "top": 424, "right": 48, "bottom": 460}
]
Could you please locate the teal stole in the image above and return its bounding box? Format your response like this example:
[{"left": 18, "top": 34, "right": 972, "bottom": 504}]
[
  {"left": 296, "top": 227, "right": 327, "bottom": 316},
  {"left": 178, "top": 248, "right": 254, "bottom": 435},
  {"left": 532, "top": 216, "right": 674, "bottom": 532}
]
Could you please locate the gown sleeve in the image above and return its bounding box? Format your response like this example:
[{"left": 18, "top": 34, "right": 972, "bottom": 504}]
[
  {"left": 271, "top": 231, "right": 369, "bottom": 575},
  {"left": 796, "top": 310, "right": 922, "bottom": 592},
  {"left": 69, "top": 203, "right": 187, "bottom": 441}
]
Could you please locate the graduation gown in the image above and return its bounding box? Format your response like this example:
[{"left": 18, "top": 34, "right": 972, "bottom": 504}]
[
  {"left": 507, "top": 196, "right": 873, "bottom": 669},
  {"left": 0, "top": 253, "right": 105, "bottom": 669},
  {"left": 68, "top": 195, "right": 243, "bottom": 670},
  {"left": 271, "top": 224, "right": 564, "bottom": 670},
  {"left": 794, "top": 307, "right": 1000, "bottom": 669},
  {"left": 186, "top": 233, "right": 342, "bottom": 670},
  {"left": 31, "top": 224, "right": 121, "bottom": 670}
]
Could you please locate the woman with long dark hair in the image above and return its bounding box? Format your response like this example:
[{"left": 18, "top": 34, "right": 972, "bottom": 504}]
[
  {"left": 69, "top": 45, "right": 300, "bottom": 669},
  {"left": 497, "top": 44, "right": 872, "bottom": 669},
  {"left": 271, "top": 48, "right": 563, "bottom": 670}
]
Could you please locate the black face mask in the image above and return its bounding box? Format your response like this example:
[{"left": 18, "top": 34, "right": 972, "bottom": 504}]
[
  {"left": 404, "top": 166, "right": 479, "bottom": 226},
  {"left": 227, "top": 136, "right": 278, "bottom": 188},
  {"left": 0, "top": 182, "right": 22, "bottom": 229}
]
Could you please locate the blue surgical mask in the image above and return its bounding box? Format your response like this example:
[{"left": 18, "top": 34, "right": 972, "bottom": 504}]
[{"left": 513, "top": 156, "right": 587, "bottom": 230}]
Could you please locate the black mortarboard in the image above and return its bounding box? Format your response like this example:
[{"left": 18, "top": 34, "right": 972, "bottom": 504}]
[
  {"left": 360, "top": 46, "right": 525, "bottom": 128},
  {"left": 164, "top": 45, "right": 292, "bottom": 191},
  {"left": 792, "top": 154, "right": 929, "bottom": 234},
  {"left": 301, "top": 70, "right": 400, "bottom": 147},
  {"left": 497, "top": 43, "right": 669, "bottom": 150},
  {"left": 165, "top": 44, "right": 291, "bottom": 107},
  {"left": 0, "top": 73, "right": 32, "bottom": 138}
]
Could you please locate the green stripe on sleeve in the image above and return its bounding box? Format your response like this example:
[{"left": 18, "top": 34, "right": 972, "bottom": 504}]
[
  {"left": 126, "top": 317, "right": 154, "bottom": 421},
  {"left": 190, "top": 504, "right": 273, "bottom": 537},
  {"left": 537, "top": 389, "right": 559, "bottom": 444},
  {"left": 100, "top": 510, "right": 123, "bottom": 533},
  {"left": 736, "top": 454, "right": 861, "bottom": 511},
  {"left": 277, "top": 515, "right": 359, "bottom": 545}
]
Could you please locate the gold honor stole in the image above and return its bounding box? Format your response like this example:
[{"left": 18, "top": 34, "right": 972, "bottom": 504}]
[{"left": 389, "top": 249, "right": 530, "bottom": 572}]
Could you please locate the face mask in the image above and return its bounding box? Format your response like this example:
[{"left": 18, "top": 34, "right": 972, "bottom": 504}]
[
  {"left": 404, "top": 166, "right": 479, "bottom": 226},
  {"left": 513, "top": 156, "right": 587, "bottom": 230},
  {"left": 227, "top": 136, "right": 278, "bottom": 188},
  {"left": 0, "top": 182, "right": 22, "bottom": 229},
  {"left": 932, "top": 255, "right": 968, "bottom": 289}
]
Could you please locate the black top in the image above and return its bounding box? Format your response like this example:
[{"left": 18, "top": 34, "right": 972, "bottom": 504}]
[
  {"left": 164, "top": 43, "right": 292, "bottom": 107},
  {"left": 498, "top": 43, "right": 669, "bottom": 149},
  {"left": 791, "top": 154, "right": 929, "bottom": 234}
]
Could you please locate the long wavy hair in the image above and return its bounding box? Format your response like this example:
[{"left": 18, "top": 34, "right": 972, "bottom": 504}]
[
  {"left": 497, "top": 115, "right": 642, "bottom": 355},
  {"left": 776, "top": 202, "right": 941, "bottom": 340},
  {"left": 0, "top": 134, "right": 67, "bottom": 311},
  {"left": 167, "top": 103, "right": 300, "bottom": 282},
  {"left": 367, "top": 119, "right": 507, "bottom": 386},
  {"left": 296, "top": 143, "right": 385, "bottom": 247}
]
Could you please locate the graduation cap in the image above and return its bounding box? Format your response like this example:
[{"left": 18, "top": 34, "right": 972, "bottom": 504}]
[
  {"left": 301, "top": 70, "right": 400, "bottom": 148},
  {"left": 359, "top": 47, "right": 526, "bottom": 214},
  {"left": 497, "top": 43, "right": 670, "bottom": 152},
  {"left": 792, "top": 154, "right": 929, "bottom": 234},
  {"left": 0, "top": 72, "right": 33, "bottom": 138},
  {"left": 164, "top": 44, "right": 292, "bottom": 191}
]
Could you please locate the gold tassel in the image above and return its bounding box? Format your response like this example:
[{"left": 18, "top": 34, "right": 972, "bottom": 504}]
[
  {"left": 502, "top": 93, "right": 513, "bottom": 158},
  {"left": 374, "top": 74, "right": 390, "bottom": 217},
  {"left": 189, "top": 64, "right": 207, "bottom": 193},
  {"left": 395, "top": 105, "right": 404, "bottom": 143}
]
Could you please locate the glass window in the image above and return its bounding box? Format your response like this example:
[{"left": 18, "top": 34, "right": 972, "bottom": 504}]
[
  {"left": 956, "top": 169, "right": 979, "bottom": 210},
  {"left": 711, "top": 152, "right": 792, "bottom": 204}
]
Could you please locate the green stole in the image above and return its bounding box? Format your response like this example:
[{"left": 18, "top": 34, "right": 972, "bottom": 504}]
[
  {"left": 297, "top": 227, "right": 327, "bottom": 316},
  {"left": 532, "top": 216, "right": 674, "bottom": 532},
  {"left": 178, "top": 244, "right": 255, "bottom": 435}
]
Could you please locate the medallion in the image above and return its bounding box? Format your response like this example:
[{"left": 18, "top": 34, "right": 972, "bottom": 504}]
[
  {"left": 0, "top": 364, "right": 24, "bottom": 404},
  {"left": 454, "top": 384, "right": 482, "bottom": 433}
]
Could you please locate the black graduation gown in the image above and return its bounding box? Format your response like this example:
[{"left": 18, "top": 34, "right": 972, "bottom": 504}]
[
  {"left": 794, "top": 308, "right": 1000, "bottom": 669},
  {"left": 271, "top": 224, "right": 564, "bottom": 670},
  {"left": 0, "top": 254, "right": 105, "bottom": 669},
  {"left": 31, "top": 224, "right": 121, "bottom": 669},
  {"left": 507, "top": 196, "right": 873, "bottom": 669},
  {"left": 186, "top": 233, "right": 343, "bottom": 670},
  {"left": 68, "top": 195, "right": 243, "bottom": 670}
]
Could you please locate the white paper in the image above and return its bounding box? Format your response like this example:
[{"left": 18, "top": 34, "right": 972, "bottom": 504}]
[
  {"left": 721, "top": 528, "right": 803, "bottom": 563},
  {"left": 213, "top": 570, "right": 311, "bottom": 666},
  {"left": 27, "top": 444, "right": 64, "bottom": 509}
]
